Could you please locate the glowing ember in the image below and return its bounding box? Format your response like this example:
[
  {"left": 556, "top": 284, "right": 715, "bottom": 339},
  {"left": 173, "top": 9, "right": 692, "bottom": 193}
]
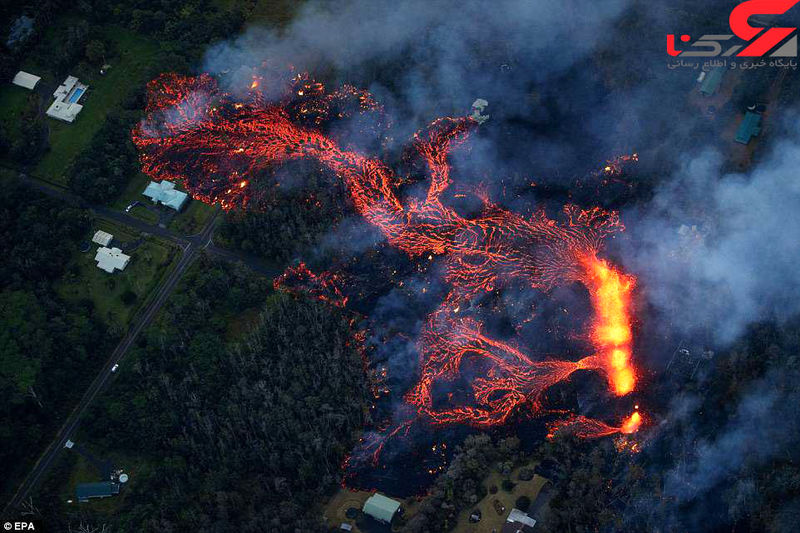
[{"left": 132, "top": 73, "right": 642, "bottom": 451}]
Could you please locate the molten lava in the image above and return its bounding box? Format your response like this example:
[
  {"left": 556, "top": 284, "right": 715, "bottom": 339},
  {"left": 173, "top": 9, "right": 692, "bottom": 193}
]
[
  {"left": 132, "top": 72, "right": 642, "bottom": 451},
  {"left": 547, "top": 410, "right": 642, "bottom": 440}
]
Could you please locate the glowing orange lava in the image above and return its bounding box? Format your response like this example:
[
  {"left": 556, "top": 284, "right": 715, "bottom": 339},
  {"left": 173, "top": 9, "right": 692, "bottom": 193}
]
[
  {"left": 547, "top": 409, "right": 642, "bottom": 440},
  {"left": 583, "top": 256, "right": 636, "bottom": 396},
  {"left": 132, "top": 72, "right": 642, "bottom": 448}
]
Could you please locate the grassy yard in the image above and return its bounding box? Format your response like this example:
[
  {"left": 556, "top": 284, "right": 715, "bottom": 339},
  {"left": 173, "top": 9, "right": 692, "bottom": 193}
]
[
  {"left": 453, "top": 465, "right": 548, "bottom": 533},
  {"left": 56, "top": 219, "right": 176, "bottom": 332},
  {"left": 0, "top": 84, "right": 33, "bottom": 143},
  {"left": 169, "top": 198, "right": 216, "bottom": 235},
  {"left": 33, "top": 27, "right": 159, "bottom": 184},
  {"left": 49, "top": 446, "right": 150, "bottom": 514},
  {"left": 110, "top": 172, "right": 160, "bottom": 224}
]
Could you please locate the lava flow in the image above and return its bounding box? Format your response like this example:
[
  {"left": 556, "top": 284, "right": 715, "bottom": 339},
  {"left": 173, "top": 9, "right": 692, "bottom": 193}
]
[
  {"left": 547, "top": 410, "right": 642, "bottom": 440},
  {"left": 132, "top": 72, "right": 641, "bottom": 454}
]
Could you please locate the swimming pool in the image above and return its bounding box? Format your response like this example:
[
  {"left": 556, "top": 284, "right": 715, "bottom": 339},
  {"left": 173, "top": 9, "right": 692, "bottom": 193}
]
[{"left": 68, "top": 88, "right": 84, "bottom": 103}]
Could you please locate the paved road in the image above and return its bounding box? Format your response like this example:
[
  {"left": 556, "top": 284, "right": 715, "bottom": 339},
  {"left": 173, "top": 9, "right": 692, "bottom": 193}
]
[
  {"left": 1, "top": 205, "right": 218, "bottom": 517},
  {"left": 2, "top": 176, "right": 281, "bottom": 516},
  {"left": 18, "top": 173, "right": 280, "bottom": 278}
]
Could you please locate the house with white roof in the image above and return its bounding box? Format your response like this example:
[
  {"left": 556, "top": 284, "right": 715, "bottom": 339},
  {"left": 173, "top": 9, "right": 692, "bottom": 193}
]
[
  {"left": 362, "top": 493, "right": 401, "bottom": 524},
  {"left": 46, "top": 75, "right": 88, "bottom": 122},
  {"left": 502, "top": 508, "right": 537, "bottom": 533},
  {"left": 12, "top": 71, "right": 40, "bottom": 90},
  {"left": 142, "top": 180, "right": 188, "bottom": 211},
  {"left": 94, "top": 247, "right": 130, "bottom": 273},
  {"left": 92, "top": 230, "right": 113, "bottom": 247}
]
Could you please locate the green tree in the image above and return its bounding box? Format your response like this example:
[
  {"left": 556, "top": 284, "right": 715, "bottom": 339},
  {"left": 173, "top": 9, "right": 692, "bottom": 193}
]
[{"left": 84, "top": 39, "right": 105, "bottom": 65}]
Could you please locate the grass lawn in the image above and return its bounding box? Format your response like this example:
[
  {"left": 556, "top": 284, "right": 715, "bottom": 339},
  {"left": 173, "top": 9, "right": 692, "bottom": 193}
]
[
  {"left": 0, "top": 84, "right": 33, "bottom": 142},
  {"left": 56, "top": 219, "right": 177, "bottom": 332},
  {"left": 110, "top": 172, "right": 160, "bottom": 224},
  {"left": 169, "top": 199, "right": 216, "bottom": 235},
  {"left": 46, "top": 446, "right": 150, "bottom": 514},
  {"left": 33, "top": 27, "right": 159, "bottom": 184},
  {"left": 452, "top": 464, "right": 548, "bottom": 533}
]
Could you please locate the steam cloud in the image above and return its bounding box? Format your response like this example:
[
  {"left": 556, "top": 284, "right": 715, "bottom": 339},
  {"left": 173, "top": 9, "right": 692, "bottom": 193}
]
[
  {"left": 202, "top": 0, "right": 800, "bottom": 348},
  {"left": 622, "top": 124, "right": 800, "bottom": 345}
]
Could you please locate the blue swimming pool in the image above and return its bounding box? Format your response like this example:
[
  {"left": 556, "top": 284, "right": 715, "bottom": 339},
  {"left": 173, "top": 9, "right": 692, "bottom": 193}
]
[{"left": 68, "top": 88, "right": 84, "bottom": 103}]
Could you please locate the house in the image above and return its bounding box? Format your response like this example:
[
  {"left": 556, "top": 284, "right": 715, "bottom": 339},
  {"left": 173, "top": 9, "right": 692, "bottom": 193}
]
[
  {"left": 735, "top": 112, "right": 762, "bottom": 144},
  {"left": 94, "top": 247, "right": 130, "bottom": 273},
  {"left": 142, "top": 180, "right": 188, "bottom": 211},
  {"left": 501, "top": 508, "right": 537, "bottom": 533},
  {"left": 470, "top": 98, "right": 490, "bottom": 124},
  {"left": 699, "top": 67, "right": 725, "bottom": 97},
  {"left": 46, "top": 75, "right": 88, "bottom": 122},
  {"left": 362, "top": 493, "right": 401, "bottom": 524},
  {"left": 92, "top": 230, "right": 113, "bottom": 247},
  {"left": 76, "top": 481, "right": 119, "bottom": 503},
  {"left": 12, "top": 71, "right": 40, "bottom": 90}
]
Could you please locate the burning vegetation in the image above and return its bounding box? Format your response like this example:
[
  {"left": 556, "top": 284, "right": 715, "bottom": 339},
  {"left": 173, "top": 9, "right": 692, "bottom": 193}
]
[{"left": 133, "top": 72, "right": 642, "bottom": 467}]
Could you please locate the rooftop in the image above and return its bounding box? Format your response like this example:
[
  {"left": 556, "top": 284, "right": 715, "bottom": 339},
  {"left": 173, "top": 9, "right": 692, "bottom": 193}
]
[
  {"left": 735, "top": 112, "right": 762, "bottom": 144},
  {"left": 76, "top": 481, "right": 119, "bottom": 502},
  {"left": 46, "top": 75, "right": 88, "bottom": 123},
  {"left": 143, "top": 180, "right": 188, "bottom": 211},
  {"left": 699, "top": 67, "right": 725, "bottom": 96},
  {"left": 92, "top": 230, "right": 113, "bottom": 247},
  {"left": 12, "top": 71, "right": 40, "bottom": 90},
  {"left": 94, "top": 247, "right": 130, "bottom": 273},
  {"left": 363, "top": 493, "right": 401, "bottom": 523}
]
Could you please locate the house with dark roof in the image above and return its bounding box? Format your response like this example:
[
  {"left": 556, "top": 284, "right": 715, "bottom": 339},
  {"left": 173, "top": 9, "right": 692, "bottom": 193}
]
[
  {"left": 699, "top": 68, "right": 725, "bottom": 97},
  {"left": 76, "top": 481, "right": 119, "bottom": 502},
  {"left": 735, "top": 112, "right": 762, "bottom": 144}
]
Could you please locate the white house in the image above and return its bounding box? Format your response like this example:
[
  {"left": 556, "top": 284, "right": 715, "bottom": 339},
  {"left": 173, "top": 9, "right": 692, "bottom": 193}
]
[
  {"left": 362, "top": 493, "right": 401, "bottom": 524},
  {"left": 142, "top": 180, "right": 188, "bottom": 211},
  {"left": 502, "top": 508, "right": 537, "bottom": 533},
  {"left": 94, "top": 247, "right": 130, "bottom": 273},
  {"left": 12, "top": 71, "right": 40, "bottom": 90},
  {"left": 92, "top": 230, "right": 113, "bottom": 247},
  {"left": 46, "top": 75, "right": 88, "bottom": 122}
]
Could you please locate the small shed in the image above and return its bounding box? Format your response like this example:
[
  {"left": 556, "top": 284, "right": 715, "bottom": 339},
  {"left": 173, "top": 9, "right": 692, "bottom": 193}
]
[
  {"left": 502, "top": 508, "right": 537, "bottom": 533},
  {"left": 699, "top": 68, "right": 725, "bottom": 96},
  {"left": 12, "top": 71, "right": 40, "bottom": 90},
  {"left": 76, "top": 481, "right": 119, "bottom": 502},
  {"left": 362, "top": 493, "right": 401, "bottom": 524},
  {"left": 92, "top": 230, "right": 113, "bottom": 247},
  {"left": 735, "top": 112, "right": 762, "bottom": 144}
]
